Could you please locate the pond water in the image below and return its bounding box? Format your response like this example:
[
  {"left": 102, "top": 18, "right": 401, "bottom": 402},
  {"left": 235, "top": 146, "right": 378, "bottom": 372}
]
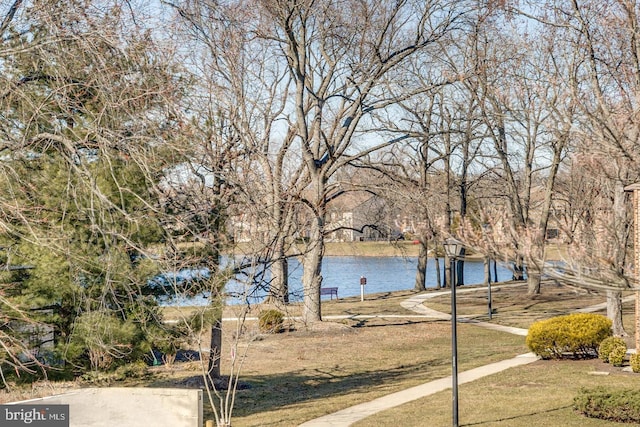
[
  {"left": 284, "top": 256, "right": 511, "bottom": 301},
  {"left": 221, "top": 256, "right": 514, "bottom": 305},
  {"left": 163, "top": 256, "right": 514, "bottom": 306}
]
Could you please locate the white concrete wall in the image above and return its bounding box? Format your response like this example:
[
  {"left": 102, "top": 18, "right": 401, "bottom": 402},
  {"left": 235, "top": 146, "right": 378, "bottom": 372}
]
[{"left": 12, "top": 388, "right": 203, "bottom": 427}]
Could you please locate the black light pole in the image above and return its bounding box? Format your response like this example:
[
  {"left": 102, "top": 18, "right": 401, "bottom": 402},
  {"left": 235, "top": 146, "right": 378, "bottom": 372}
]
[
  {"left": 451, "top": 254, "right": 459, "bottom": 427},
  {"left": 482, "top": 223, "right": 493, "bottom": 320},
  {"left": 444, "top": 238, "right": 462, "bottom": 427},
  {"left": 488, "top": 277, "right": 493, "bottom": 320}
]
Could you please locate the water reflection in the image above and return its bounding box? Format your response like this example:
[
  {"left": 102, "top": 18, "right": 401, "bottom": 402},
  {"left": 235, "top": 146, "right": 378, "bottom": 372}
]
[
  {"left": 162, "top": 256, "right": 514, "bottom": 306},
  {"left": 224, "top": 256, "right": 513, "bottom": 306}
]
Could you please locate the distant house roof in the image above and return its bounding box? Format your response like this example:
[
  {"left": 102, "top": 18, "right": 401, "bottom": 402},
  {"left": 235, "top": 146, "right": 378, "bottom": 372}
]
[{"left": 327, "top": 191, "right": 376, "bottom": 211}]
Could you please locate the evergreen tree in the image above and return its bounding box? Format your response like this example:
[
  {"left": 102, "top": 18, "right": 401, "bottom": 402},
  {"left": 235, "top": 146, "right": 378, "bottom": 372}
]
[{"left": 0, "top": 1, "right": 186, "bottom": 373}]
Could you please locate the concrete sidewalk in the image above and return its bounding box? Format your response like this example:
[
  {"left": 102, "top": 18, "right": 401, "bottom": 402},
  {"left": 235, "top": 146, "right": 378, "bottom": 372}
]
[
  {"left": 300, "top": 284, "right": 535, "bottom": 426},
  {"left": 298, "top": 353, "right": 538, "bottom": 427},
  {"left": 299, "top": 281, "right": 623, "bottom": 426}
]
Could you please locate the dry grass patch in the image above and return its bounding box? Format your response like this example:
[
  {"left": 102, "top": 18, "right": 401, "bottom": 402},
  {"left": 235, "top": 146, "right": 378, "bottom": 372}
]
[
  {"left": 323, "top": 241, "right": 421, "bottom": 257},
  {"left": 353, "top": 359, "right": 640, "bottom": 427},
  {"left": 0, "top": 381, "right": 79, "bottom": 404},
  {"left": 423, "top": 282, "right": 621, "bottom": 329},
  {"left": 219, "top": 321, "right": 526, "bottom": 427}
]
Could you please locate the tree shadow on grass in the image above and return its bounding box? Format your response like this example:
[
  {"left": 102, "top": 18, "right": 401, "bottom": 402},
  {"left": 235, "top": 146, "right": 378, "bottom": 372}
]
[
  {"left": 463, "top": 404, "right": 574, "bottom": 426},
  {"left": 347, "top": 318, "right": 440, "bottom": 328},
  {"left": 147, "top": 348, "right": 452, "bottom": 419},
  {"left": 222, "top": 357, "right": 451, "bottom": 418}
]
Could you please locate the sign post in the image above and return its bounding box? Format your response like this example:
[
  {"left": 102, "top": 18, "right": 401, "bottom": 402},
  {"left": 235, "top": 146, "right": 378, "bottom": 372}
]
[{"left": 360, "top": 276, "right": 367, "bottom": 302}]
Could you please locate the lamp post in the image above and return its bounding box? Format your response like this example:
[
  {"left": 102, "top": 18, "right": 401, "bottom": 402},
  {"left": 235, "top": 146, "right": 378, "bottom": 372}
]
[
  {"left": 488, "top": 275, "right": 493, "bottom": 320},
  {"left": 482, "top": 223, "right": 493, "bottom": 320},
  {"left": 443, "top": 237, "right": 464, "bottom": 427}
]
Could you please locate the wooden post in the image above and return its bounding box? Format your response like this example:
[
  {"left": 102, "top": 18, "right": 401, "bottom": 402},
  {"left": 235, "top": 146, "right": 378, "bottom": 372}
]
[
  {"left": 636, "top": 189, "right": 640, "bottom": 352},
  {"left": 624, "top": 184, "right": 640, "bottom": 351},
  {"left": 205, "top": 420, "right": 214, "bottom": 427}
]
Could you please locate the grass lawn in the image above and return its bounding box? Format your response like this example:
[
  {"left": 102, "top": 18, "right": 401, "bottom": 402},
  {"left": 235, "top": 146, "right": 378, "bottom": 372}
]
[
  {"left": 353, "top": 359, "right": 640, "bottom": 427},
  {"left": 323, "top": 241, "right": 422, "bottom": 257},
  {"left": 2, "top": 281, "right": 639, "bottom": 427},
  {"left": 224, "top": 322, "right": 526, "bottom": 426},
  {"left": 160, "top": 282, "right": 639, "bottom": 426}
]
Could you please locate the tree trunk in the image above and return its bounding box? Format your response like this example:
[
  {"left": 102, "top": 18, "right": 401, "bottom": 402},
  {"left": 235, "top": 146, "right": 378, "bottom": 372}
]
[
  {"left": 483, "top": 257, "right": 491, "bottom": 286},
  {"left": 268, "top": 250, "right": 289, "bottom": 304},
  {"left": 609, "top": 180, "right": 628, "bottom": 335},
  {"left": 266, "top": 185, "right": 298, "bottom": 305},
  {"left": 302, "top": 214, "right": 324, "bottom": 324},
  {"left": 513, "top": 255, "right": 525, "bottom": 281},
  {"left": 527, "top": 273, "right": 542, "bottom": 296},
  {"left": 444, "top": 255, "right": 452, "bottom": 289},
  {"left": 435, "top": 257, "right": 442, "bottom": 289},
  {"left": 607, "top": 290, "right": 627, "bottom": 337},
  {"left": 529, "top": 136, "right": 565, "bottom": 296},
  {"left": 527, "top": 244, "right": 544, "bottom": 295},
  {"left": 414, "top": 240, "right": 428, "bottom": 291},
  {"left": 207, "top": 222, "right": 223, "bottom": 379},
  {"left": 207, "top": 317, "right": 222, "bottom": 379}
]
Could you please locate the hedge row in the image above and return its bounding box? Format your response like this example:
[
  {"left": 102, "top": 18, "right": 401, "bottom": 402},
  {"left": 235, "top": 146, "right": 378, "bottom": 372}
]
[{"left": 574, "top": 387, "right": 640, "bottom": 424}]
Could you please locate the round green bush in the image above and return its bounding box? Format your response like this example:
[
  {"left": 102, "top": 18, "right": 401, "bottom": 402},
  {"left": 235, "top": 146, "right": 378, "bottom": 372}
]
[
  {"left": 630, "top": 353, "right": 640, "bottom": 373},
  {"left": 598, "top": 337, "right": 627, "bottom": 363},
  {"left": 258, "top": 309, "right": 285, "bottom": 333},
  {"left": 608, "top": 345, "right": 627, "bottom": 367},
  {"left": 526, "top": 313, "right": 612, "bottom": 359}
]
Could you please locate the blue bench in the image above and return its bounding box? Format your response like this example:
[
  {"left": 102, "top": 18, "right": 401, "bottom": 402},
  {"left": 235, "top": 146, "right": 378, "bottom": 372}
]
[{"left": 320, "top": 287, "right": 338, "bottom": 300}]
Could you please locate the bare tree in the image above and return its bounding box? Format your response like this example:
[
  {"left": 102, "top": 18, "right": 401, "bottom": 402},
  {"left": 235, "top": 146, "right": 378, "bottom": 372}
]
[
  {"left": 369, "top": 86, "right": 471, "bottom": 291},
  {"left": 457, "top": 7, "right": 570, "bottom": 295},
  {"left": 256, "top": 0, "right": 470, "bottom": 323},
  {"left": 392, "top": 92, "right": 448, "bottom": 291},
  {"left": 554, "top": 154, "right": 636, "bottom": 335},
  {"left": 518, "top": 0, "right": 640, "bottom": 333}
]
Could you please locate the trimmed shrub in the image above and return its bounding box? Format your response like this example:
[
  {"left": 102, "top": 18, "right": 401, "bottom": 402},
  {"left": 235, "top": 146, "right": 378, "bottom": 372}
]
[
  {"left": 526, "top": 313, "right": 612, "bottom": 359},
  {"left": 630, "top": 353, "right": 640, "bottom": 373},
  {"left": 574, "top": 387, "right": 640, "bottom": 423},
  {"left": 598, "top": 337, "right": 627, "bottom": 363},
  {"left": 258, "top": 309, "right": 285, "bottom": 334},
  {"left": 609, "top": 345, "right": 627, "bottom": 367}
]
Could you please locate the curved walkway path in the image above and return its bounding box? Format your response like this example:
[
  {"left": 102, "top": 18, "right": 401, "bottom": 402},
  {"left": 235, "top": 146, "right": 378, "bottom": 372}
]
[{"left": 299, "top": 284, "right": 539, "bottom": 427}]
